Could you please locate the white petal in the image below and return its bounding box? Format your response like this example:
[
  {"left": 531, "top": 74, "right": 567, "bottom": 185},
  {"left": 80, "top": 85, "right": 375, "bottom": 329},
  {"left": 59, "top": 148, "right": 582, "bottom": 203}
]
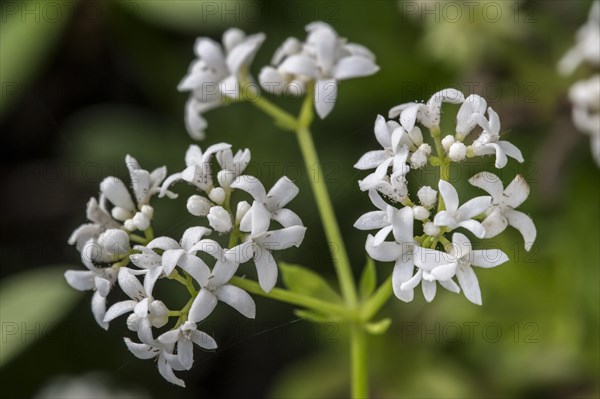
[
  {"left": 143, "top": 265, "right": 163, "bottom": 295},
  {"left": 392, "top": 206, "right": 414, "bottom": 244},
  {"left": 499, "top": 141, "right": 524, "bottom": 164},
  {"left": 91, "top": 291, "right": 108, "bottom": 330},
  {"left": 158, "top": 329, "right": 180, "bottom": 345},
  {"left": 365, "top": 235, "right": 402, "bottom": 262},
  {"left": 373, "top": 224, "right": 393, "bottom": 246},
  {"left": 179, "top": 255, "right": 211, "bottom": 288},
  {"left": 271, "top": 208, "right": 303, "bottom": 228},
  {"left": 433, "top": 210, "right": 456, "bottom": 228},
  {"left": 265, "top": 177, "right": 299, "bottom": 211},
  {"left": 354, "top": 211, "right": 388, "bottom": 230},
  {"left": 482, "top": 209, "right": 508, "bottom": 238},
  {"left": 177, "top": 337, "right": 194, "bottom": 370},
  {"left": 505, "top": 209, "right": 537, "bottom": 251},
  {"left": 250, "top": 201, "right": 271, "bottom": 238},
  {"left": 118, "top": 268, "right": 146, "bottom": 300},
  {"left": 438, "top": 180, "right": 459, "bottom": 211},
  {"left": 104, "top": 300, "right": 137, "bottom": 323},
  {"left": 332, "top": 56, "right": 379, "bottom": 80},
  {"left": 456, "top": 267, "right": 482, "bottom": 305},
  {"left": 314, "top": 79, "right": 338, "bottom": 119},
  {"left": 124, "top": 337, "right": 159, "bottom": 360},
  {"left": 191, "top": 330, "right": 218, "bottom": 350},
  {"left": 161, "top": 249, "right": 186, "bottom": 276},
  {"left": 430, "top": 262, "right": 458, "bottom": 281},
  {"left": 374, "top": 115, "right": 392, "bottom": 148},
  {"left": 225, "top": 241, "right": 254, "bottom": 264},
  {"left": 458, "top": 196, "right": 491, "bottom": 219},
  {"left": 188, "top": 289, "right": 218, "bottom": 323},
  {"left": 471, "top": 249, "right": 509, "bottom": 268},
  {"left": 399, "top": 104, "right": 421, "bottom": 132},
  {"left": 231, "top": 175, "right": 266, "bottom": 201},
  {"left": 368, "top": 189, "right": 388, "bottom": 211},
  {"left": 422, "top": 280, "right": 437, "bottom": 302},
  {"left": 468, "top": 172, "right": 504, "bottom": 200},
  {"left": 255, "top": 225, "right": 306, "bottom": 250},
  {"left": 209, "top": 259, "right": 240, "bottom": 288},
  {"left": 439, "top": 278, "right": 461, "bottom": 293},
  {"left": 226, "top": 33, "right": 265, "bottom": 74},
  {"left": 194, "top": 37, "right": 226, "bottom": 70},
  {"left": 392, "top": 257, "right": 415, "bottom": 302},
  {"left": 214, "top": 285, "right": 256, "bottom": 318},
  {"left": 456, "top": 220, "right": 487, "bottom": 239},
  {"left": 64, "top": 270, "right": 94, "bottom": 291},
  {"left": 253, "top": 250, "right": 278, "bottom": 292},
  {"left": 157, "top": 353, "right": 185, "bottom": 387},
  {"left": 147, "top": 237, "right": 180, "bottom": 250},
  {"left": 503, "top": 175, "right": 529, "bottom": 208},
  {"left": 100, "top": 177, "right": 135, "bottom": 212},
  {"left": 354, "top": 150, "right": 389, "bottom": 170},
  {"left": 278, "top": 54, "right": 319, "bottom": 77},
  {"left": 451, "top": 232, "right": 472, "bottom": 258},
  {"left": 413, "top": 246, "right": 452, "bottom": 270},
  {"left": 181, "top": 226, "right": 212, "bottom": 251},
  {"left": 94, "top": 276, "right": 112, "bottom": 297}
]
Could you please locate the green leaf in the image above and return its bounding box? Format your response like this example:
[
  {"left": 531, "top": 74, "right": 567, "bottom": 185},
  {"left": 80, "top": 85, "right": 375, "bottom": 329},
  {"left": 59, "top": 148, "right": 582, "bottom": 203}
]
[
  {"left": 365, "top": 318, "right": 392, "bottom": 335},
  {"left": 294, "top": 309, "right": 342, "bottom": 324},
  {"left": 359, "top": 257, "right": 377, "bottom": 300},
  {"left": 279, "top": 262, "right": 343, "bottom": 304},
  {"left": 0, "top": 265, "right": 81, "bottom": 366},
  {"left": 0, "top": 0, "right": 74, "bottom": 120}
]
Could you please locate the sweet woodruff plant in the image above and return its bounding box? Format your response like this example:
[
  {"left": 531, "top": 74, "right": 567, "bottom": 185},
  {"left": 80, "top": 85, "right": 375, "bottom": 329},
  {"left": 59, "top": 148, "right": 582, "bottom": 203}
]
[{"left": 65, "top": 22, "right": 536, "bottom": 396}]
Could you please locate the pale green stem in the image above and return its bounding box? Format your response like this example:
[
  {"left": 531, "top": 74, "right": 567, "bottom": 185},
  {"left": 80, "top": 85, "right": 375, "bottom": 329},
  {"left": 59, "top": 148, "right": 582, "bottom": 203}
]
[
  {"left": 248, "top": 95, "right": 298, "bottom": 130},
  {"left": 351, "top": 323, "right": 368, "bottom": 398},
  {"left": 361, "top": 275, "right": 394, "bottom": 321}
]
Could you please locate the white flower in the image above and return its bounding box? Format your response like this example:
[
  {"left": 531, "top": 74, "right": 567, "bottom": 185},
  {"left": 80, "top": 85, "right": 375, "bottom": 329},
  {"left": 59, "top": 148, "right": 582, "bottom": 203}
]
[
  {"left": 157, "top": 321, "right": 217, "bottom": 371},
  {"left": 469, "top": 172, "right": 537, "bottom": 251},
  {"left": 68, "top": 198, "right": 121, "bottom": 251},
  {"left": 179, "top": 28, "right": 266, "bottom": 139},
  {"left": 103, "top": 268, "right": 169, "bottom": 344},
  {"left": 187, "top": 240, "right": 256, "bottom": 322},
  {"left": 433, "top": 180, "right": 491, "bottom": 238},
  {"left": 363, "top": 206, "right": 417, "bottom": 302},
  {"left": 414, "top": 233, "right": 509, "bottom": 305},
  {"left": 388, "top": 88, "right": 465, "bottom": 131},
  {"left": 354, "top": 190, "right": 407, "bottom": 245},
  {"left": 262, "top": 22, "right": 379, "bottom": 118},
  {"left": 569, "top": 75, "right": 600, "bottom": 165},
  {"left": 160, "top": 143, "right": 231, "bottom": 196},
  {"left": 558, "top": 1, "right": 600, "bottom": 75},
  {"left": 232, "top": 175, "right": 302, "bottom": 228},
  {"left": 124, "top": 337, "right": 187, "bottom": 387},
  {"left": 216, "top": 148, "right": 251, "bottom": 188},
  {"left": 455, "top": 94, "right": 487, "bottom": 139},
  {"left": 64, "top": 241, "right": 117, "bottom": 330},
  {"left": 470, "top": 107, "right": 524, "bottom": 168}
]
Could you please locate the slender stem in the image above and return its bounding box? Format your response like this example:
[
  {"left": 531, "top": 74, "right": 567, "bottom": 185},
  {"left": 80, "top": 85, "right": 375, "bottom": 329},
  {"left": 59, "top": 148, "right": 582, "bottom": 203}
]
[
  {"left": 361, "top": 275, "right": 394, "bottom": 321},
  {"left": 129, "top": 234, "right": 147, "bottom": 245},
  {"left": 295, "top": 125, "right": 358, "bottom": 307},
  {"left": 351, "top": 323, "right": 368, "bottom": 398},
  {"left": 229, "top": 277, "right": 350, "bottom": 317},
  {"left": 248, "top": 95, "right": 298, "bottom": 130}
]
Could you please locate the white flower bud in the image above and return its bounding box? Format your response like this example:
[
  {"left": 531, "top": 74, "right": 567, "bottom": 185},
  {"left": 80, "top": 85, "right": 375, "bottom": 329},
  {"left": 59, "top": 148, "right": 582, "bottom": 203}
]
[
  {"left": 418, "top": 143, "right": 432, "bottom": 156},
  {"left": 98, "top": 229, "right": 130, "bottom": 255},
  {"left": 100, "top": 177, "right": 135, "bottom": 212},
  {"left": 412, "top": 206, "right": 430, "bottom": 220},
  {"left": 424, "top": 222, "right": 440, "bottom": 236},
  {"left": 126, "top": 313, "right": 140, "bottom": 331},
  {"left": 449, "top": 142, "right": 467, "bottom": 162},
  {"left": 217, "top": 170, "right": 236, "bottom": 188},
  {"left": 236, "top": 200, "right": 251, "bottom": 223},
  {"left": 124, "top": 219, "right": 136, "bottom": 231},
  {"left": 149, "top": 300, "right": 169, "bottom": 328},
  {"left": 187, "top": 195, "right": 212, "bottom": 216},
  {"left": 407, "top": 126, "right": 423, "bottom": 147},
  {"left": 441, "top": 135, "right": 455, "bottom": 152},
  {"left": 417, "top": 186, "right": 437, "bottom": 208},
  {"left": 410, "top": 150, "right": 428, "bottom": 169},
  {"left": 111, "top": 206, "right": 132, "bottom": 222},
  {"left": 141, "top": 205, "right": 153, "bottom": 218},
  {"left": 132, "top": 212, "right": 150, "bottom": 231},
  {"left": 207, "top": 206, "right": 232, "bottom": 233},
  {"left": 208, "top": 187, "right": 226, "bottom": 205}
]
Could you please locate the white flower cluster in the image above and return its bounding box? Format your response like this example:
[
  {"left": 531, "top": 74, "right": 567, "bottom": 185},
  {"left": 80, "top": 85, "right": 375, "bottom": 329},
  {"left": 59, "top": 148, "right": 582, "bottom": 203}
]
[
  {"left": 559, "top": 1, "right": 600, "bottom": 165},
  {"left": 355, "top": 89, "right": 536, "bottom": 305},
  {"left": 179, "top": 22, "right": 379, "bottom": 139},
  {"left": 65, "top": 144, "right": 306, "bottom": 386}
]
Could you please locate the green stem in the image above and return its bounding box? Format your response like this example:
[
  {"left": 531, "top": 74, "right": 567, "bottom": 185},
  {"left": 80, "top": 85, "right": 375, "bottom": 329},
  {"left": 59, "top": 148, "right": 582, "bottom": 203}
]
[
  {"left": 129, "top": 234, "right": 147, "bottom": 245},
  {"left": 361, "top": 275, "right": 394, "bottom": 321},
  {"left": 351, "top": 323, "right": 368, "bottom": 398},
  {"left": 248, "top": 95, "right": 298, "bottom": 130},
  {"left": 229, "top": 277, "right": 350, "bottom": 317}
]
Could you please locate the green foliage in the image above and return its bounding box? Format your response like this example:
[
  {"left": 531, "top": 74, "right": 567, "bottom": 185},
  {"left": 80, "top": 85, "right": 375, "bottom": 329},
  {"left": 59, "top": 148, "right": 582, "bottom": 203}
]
[
  {"left": 359, "top": 257, "right": 377, "bottom": 301},
  {"left": 279, "top": 262, "right": 343, "bottom": 304}
]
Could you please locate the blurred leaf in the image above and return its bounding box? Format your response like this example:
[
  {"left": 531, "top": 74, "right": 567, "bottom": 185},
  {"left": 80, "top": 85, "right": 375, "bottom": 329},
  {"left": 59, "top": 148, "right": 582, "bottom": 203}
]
[
  {"left": 365, "top": 318, "right": 391, "bottom": 335},
  {"left": 0, "top": 265, "right": 80, "bottom": 366},
  {"left": 119, "top": 0, "right": 255, "bottom": 33},
  {"left": 279, "top": 262, "right": 343, "bottom": 304},
  {"left": 359, "top": 257, "right": 376, "bottom": 300},
  {"left": 294, "top": 309, "right": 343, "bottom": 324},
  {"left": 0, "top": 0, "right": 73, "bottom": 120}
]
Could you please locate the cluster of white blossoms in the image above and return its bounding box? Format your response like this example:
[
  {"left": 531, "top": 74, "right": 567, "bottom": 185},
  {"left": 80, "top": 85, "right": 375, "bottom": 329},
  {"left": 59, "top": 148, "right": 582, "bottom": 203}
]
[
  {"left": 355, "top": 89, "right": 536, "bottom": 305},
  {"left": 559, "top": 1, "right": 600, "bottom": 165},
  {"left": 65, "top": 144, "right": 306, "bottom": 386},
  {"left": 178, "top": 22, "right": 379, "bottom": 139}
]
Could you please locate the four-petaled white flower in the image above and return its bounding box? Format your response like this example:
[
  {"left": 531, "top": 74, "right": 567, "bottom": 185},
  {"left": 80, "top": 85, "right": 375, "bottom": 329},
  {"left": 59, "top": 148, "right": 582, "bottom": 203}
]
[
  {"left": 414, "top": 233, "right": 509, "bottom": 305},
  {"left": 179, "top": 28, "right": 266, "bottom": 139},
  {"left": 433, "top": 180, "right": 491, "bottom": 238},
  {"left": 157, "top": 320, "right": 217, "bottom": 371},
  {"left": 261, "top": 21, "right": 379, "bottom": 118},
  {"left": 389, "top": 88, "right": 465, "bottom": 132},
  {"left": 469, "top": 172, "right": 537, "bottom": 251},
  {"left": 124, "top": 337, "right": 187, "bottom": 387},
  {"left": 354, "top": 190, "right": 407, "bottom": 246},
  {"left": 455, "top": 94, "right": 488, "bottom": 139},
  {"left": 470, "top": 107, "right": 524, "bottom": 169}
]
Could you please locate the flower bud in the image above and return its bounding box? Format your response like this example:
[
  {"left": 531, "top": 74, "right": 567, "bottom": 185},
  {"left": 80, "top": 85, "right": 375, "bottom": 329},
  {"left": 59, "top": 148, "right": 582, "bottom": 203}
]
[
  {"left": 98, "top": 229, "right": 130, "bottom": 256},
  {"left": 236, "top": 200, "right": 251, "bottom": 223},
  {"left": 207, "top": 206, "right": 232, "bottom": 233},
  {"left": 111, "top": 206, "right": 132, "bottom": 222},
  {"left": 449, "top": 142, "right": 467, "bottom": 162},
  {"left": 417, "top": 186, "right": 437, "bottom": 208},
  {"left": 132, "top": 212, "right": 151, "bottom": 231},
  {"left": 208, "top": 187, "right": 226, "bottom": 205},
  {"left": 441, "top": 135, "right": 455, "bottom": 152},
  {"left": 141, "top": 205, "right": 153, "bottom": 218},
  {"left": 423, "top": 222, "right": 440, "bottom": 236},
  {"left": 100, "top": 177, "right": 135, "bottom": 212},
  {"left": 187, "top": 195, "right": 212, "bottom": 216},
  {"left": 410, "top": 150, "right": 428, "bottom": 169},
  {"left": 412, "top": 206, "right": 430, "bottom": 221},
  {"left": 149, "top": 300, "right": 169, "bottom": 328},
  {"left": 217, "top": 170, "right": 236, "bottom": 188}
]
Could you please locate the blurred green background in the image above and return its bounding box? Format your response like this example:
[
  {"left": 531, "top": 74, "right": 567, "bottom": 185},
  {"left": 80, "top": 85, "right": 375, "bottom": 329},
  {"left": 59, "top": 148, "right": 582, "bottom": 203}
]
[{"left": 1, "top": 0, "right": 598, "bottom": 398}]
